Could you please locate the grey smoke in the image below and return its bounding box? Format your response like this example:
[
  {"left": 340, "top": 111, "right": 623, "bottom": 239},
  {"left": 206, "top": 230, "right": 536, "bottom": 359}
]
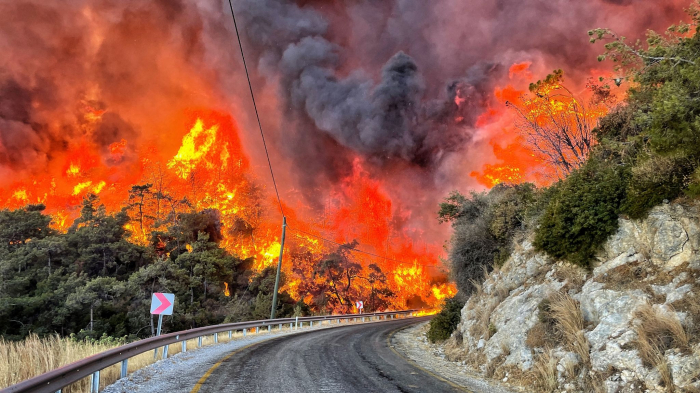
[{"left": 238, "top": 0, "right": 498, "bottom": 170}]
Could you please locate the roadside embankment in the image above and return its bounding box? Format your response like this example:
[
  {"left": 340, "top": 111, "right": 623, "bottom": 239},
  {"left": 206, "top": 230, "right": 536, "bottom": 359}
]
[{"left": 435, "top": 202, "right": 700, "bottom": 392}]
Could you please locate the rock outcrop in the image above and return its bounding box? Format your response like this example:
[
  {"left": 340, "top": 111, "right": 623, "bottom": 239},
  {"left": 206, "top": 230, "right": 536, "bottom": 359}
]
[{"left": 446, "top": 202, "right": 700, "bottom": 392}]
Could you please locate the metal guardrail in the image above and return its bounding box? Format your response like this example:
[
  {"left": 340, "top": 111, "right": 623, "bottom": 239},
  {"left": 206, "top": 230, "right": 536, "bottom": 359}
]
[{"left": 2, "top": 310, "right": 418, "bottom": 393}]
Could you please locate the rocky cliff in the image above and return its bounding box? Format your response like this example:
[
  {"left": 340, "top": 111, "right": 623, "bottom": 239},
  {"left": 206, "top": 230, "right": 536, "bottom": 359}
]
[{"left": 444, "top": 202, "right": 700, "bottom": 392}]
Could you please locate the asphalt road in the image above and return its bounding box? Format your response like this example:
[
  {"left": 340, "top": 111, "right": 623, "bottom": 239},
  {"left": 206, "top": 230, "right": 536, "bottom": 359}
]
[{"left": 191, "top": 317, "right": 470, "bottom": 393}]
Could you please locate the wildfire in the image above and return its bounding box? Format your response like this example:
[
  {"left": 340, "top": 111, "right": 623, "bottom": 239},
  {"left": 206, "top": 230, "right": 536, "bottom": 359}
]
[
  {"left": 223, "top": 282, "right": 230, "bottom": 297},
  {"left": 413, "top": 309, "right": 440, "bottom": 317},
  {"left": 0, "top": 108, "right": 453, "bottom": 312},
  {"left": 471, "top": 63, "right": 611, "bottom": 187},
  {"left": 167, "top": 119, "right": 220, "bottom": 179}
]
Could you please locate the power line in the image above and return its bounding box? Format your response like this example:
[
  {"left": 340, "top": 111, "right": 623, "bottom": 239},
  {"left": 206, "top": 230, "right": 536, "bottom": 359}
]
[
  {"left": 288, "top": 226, "right": 446, "bottom": 270},
  {"left": 225, "top": 4, "right": 442, "bottom": 274},
  {"left": 226, "top": 0, "right": 285, "bottom": 218}
]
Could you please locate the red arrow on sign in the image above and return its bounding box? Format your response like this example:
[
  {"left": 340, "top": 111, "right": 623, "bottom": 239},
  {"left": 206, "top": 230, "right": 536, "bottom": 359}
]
[{"left": 153, "top": 293, "right": 172, "bottom": 314}]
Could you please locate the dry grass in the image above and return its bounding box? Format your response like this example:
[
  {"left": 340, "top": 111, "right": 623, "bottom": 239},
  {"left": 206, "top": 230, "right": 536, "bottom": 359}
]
[
  {"left": 485, "top": 354, "right": 503, "bottom": 378},
  {"left": 493, "top": 364, "right": 533, "bottom": 386},
  {"left": 670, "top": 282, "right": 700, "bottom": 346},
  {"left": 525, "top": 322, "right": 548, "bottom": 349},
  {"left": 523, "top": 292, "right": 593, "bottom": 392},
  {"left": 467, "top": 279, "right": 510, "bottom": 342},
  {"left": 0, "top": 325, "right": 291, "bottom": 392},
  {"left": 549, "top": 292, "right": 590, "bottom": 366},
  {"left": 464, "top": 348, "right": 487, "bottom": 371},
  {"left": 633, "top": 303, "right": 691, "bottom": 392},
  {"left": 465, "top": 279, "right": 484, "bottom": 311},
  {"left": 532, "top": 349, "right": 558, "bottom": 393},
  {"left": 468, "top": 298, "right": 501, "bottom": 341},
  {"left": 596, "top": 260, "right": 649, "bottom": 290},
  {"left": 0, "top": 334, "right": 120, "bottom": 392},
  {"left": 526, "top": 318, "right": 559, "bottom": 350},
  {"left": 634, "top": 303, "right": 689, "bottom": 364},
  {"left": 443, "top": 333, "right": 468, "bottom": 362},
  {"left": 552, "top": 263, "right": 586, "bottom": 292}
]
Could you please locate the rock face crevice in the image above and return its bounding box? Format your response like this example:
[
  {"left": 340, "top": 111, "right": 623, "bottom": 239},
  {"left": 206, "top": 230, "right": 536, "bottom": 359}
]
[{"left": 448, "top": 202, "right": 700, "bottom": 393}]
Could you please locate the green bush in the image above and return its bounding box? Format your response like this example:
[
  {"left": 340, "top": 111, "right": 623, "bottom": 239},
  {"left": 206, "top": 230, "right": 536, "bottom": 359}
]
[
  {"left": 534, "top": 156, "right": 628, "bottom": 267},
  {"left": 440, "top": 183, "right": 538, "bottom": 295},
  {"left": 622, "top": 152, "right": 695, "bottom": 219},
  {"left": 427, "top": 297, "right": 465, "bottom": 343}
]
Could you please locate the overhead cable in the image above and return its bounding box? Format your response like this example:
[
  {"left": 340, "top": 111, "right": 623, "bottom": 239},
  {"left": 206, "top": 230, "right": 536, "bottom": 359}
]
[{"left": 226, "top": 0, "right": 285, "bottom": 218}]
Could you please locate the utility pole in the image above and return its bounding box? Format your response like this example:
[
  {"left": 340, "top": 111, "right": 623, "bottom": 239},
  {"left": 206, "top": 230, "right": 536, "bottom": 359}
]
[{"left": 270, "top": 216, "right": 287, "bottom": 319}]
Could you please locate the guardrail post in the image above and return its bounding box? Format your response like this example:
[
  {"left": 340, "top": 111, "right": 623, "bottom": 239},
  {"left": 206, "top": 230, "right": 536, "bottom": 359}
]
[
  {"left": 229, "top": 330, "right": 232, "bottom": 339},
  {"left": 300, "top": 322, "right": 303, "bottom": 328},
  {"left": 182, "top": 340, "right": 187, "bottom": 353},
  {"left": 268, "top": 325, "right": 271, "bottom": 332},
  {"left": 278, "top": 323, "right": 282, "bottom": 330},
  {"left": 256, "top": 327, "right": 259, "bottom": 334},
  {"left": 163, "top": 345, "right": 169, "bottom": 359},
  {"left": 310, "top": 321, "right": 313, "bottom": 327},
  {"left": 295, "top": 316, "right": 298, "bottom": 330},
  {"left": 120, "top": 359, "right": 128, "bottom": 379},
  {"left": 90, "top": 370, "right": 100, "bottom": 393},
  {"left": 243, "top": 328, "right": 247, "bottom": 337},
  {"left": 198, "top": 336, "right": 203, "bottom": 347},
  {"left": 214, "top": 333, "right": 218, "bottom": 343}
]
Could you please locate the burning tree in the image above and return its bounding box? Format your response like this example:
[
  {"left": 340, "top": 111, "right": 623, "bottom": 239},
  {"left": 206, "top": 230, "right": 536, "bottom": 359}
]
[
  {"left": 507, "top": 70, "right": 605, "bottom": 177},
  {"left": 313, "top": 241, "right": 363, "bottom": 314}
]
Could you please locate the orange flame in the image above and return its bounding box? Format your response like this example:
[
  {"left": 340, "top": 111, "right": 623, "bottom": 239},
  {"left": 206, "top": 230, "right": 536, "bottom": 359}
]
[{"left": 0, "top": 109, "right": 454, "bottom": 311}]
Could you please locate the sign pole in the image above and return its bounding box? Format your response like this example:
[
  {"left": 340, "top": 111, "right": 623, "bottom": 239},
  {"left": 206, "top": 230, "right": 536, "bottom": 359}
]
[
  {"left": 150, "top": 293, "right": 173, "bottom": 359},
  {"left": 153, "top": 314, "right": 164, "bottom": 359},
  {"left": 270, "top": 216, "right": 287, "bottom": 319}
]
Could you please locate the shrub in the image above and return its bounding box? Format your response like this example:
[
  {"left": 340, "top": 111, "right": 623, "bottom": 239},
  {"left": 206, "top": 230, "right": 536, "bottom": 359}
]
[
  {"left": 427, "top": 297, "right": 465, "bottom": 343},
  {"left": 441, "top": 184, "right": 538, "bottom": 295},
  {"left": 488, "top": 183, "right": 537, "bottom": 266},
  {"left": 534, "top": 155, "right": 628, "bottom": 267},
  {"left": 622, "top": 152, "right": 695, "bottom": 219}
]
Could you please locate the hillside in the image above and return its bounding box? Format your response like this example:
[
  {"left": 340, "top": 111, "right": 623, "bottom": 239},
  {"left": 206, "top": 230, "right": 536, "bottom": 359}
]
[{"left": 440, "top": 202, "right": 700, "bottom": 392}]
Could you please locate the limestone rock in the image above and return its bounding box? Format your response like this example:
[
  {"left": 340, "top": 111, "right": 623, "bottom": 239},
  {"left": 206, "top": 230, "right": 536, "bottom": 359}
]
[
  {"left": 451, "top": 201, "right": 700, "bottom": 393},
  {"left": 485, "top": 281, "right": 564, "bottom": 369}
]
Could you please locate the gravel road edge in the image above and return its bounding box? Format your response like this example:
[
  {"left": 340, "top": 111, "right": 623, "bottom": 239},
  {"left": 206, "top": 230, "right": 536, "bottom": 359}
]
[{"left": 391, "top": 321, "right": 522, "bottom": 393}]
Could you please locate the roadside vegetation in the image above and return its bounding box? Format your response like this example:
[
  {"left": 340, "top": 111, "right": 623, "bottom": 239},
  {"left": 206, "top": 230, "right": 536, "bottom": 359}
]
[
  {"left": 427, "top": 297, "right": 465, "bottom": 343},
  {"left": 0, "top": 329, "right": 247, "bottom": 391}
]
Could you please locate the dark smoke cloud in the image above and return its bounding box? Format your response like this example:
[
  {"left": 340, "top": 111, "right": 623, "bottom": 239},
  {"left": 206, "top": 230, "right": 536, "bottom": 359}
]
[
  {"left": 237, "top": 0, "right": 500, "bottom": 178},
  {"left": 0, "top": 0, "right": 691, "bottom": 235}
]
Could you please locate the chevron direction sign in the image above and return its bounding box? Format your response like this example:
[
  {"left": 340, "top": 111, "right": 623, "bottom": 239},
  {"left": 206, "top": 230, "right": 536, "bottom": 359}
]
[{"left": 150, "top": 293, "right": 175, "bottom": 315}]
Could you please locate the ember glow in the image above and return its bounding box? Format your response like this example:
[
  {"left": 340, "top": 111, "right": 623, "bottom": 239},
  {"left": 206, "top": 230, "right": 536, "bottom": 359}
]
[
  {"left": 0, "top": 108, "right": 454, "bottom": 310},
  {"left": 0, "top": 0, "right": 690, "bottom": 311}
]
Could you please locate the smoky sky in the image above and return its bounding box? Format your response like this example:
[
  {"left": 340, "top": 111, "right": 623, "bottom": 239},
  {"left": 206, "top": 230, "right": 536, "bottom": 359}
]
[
  {"left": 227, "top": 0, "right": 688, "bottom": 206},
  {"left": 0, "top": 0, "right": 690, "bottom": 216}
]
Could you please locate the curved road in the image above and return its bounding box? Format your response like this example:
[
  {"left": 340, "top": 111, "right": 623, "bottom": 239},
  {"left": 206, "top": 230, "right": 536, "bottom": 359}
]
[{"left": 191, "top": 317, "right": 469, "bottom": 393}]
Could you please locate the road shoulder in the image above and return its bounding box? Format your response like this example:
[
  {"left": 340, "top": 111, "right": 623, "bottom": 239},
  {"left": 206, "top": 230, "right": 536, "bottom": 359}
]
[
  {"left": 102, "top": 324, "right": 330, "bottom": 393},
  {"left": 391, "top": 322, "right": 521, "bottom": 393}
]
